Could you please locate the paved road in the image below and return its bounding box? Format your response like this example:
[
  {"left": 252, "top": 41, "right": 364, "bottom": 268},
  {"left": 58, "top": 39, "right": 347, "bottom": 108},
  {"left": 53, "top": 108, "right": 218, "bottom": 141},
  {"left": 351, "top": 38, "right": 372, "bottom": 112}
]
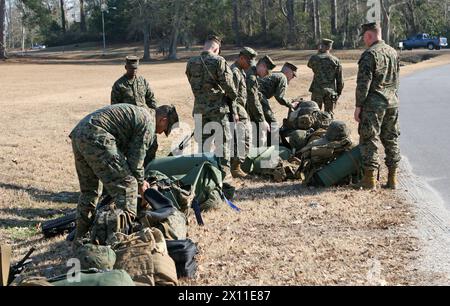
[{"left": 399, "top": 64, "right": 450, "bottom": 208}]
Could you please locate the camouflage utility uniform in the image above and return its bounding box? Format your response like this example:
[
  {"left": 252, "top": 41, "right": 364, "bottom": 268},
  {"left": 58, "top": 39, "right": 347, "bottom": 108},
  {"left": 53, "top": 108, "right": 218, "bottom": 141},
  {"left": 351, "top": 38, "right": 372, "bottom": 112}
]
[
  {"left": 185, "top": 51, "right": 237, "bottom": 168},
  {"left": 230, "top": 63, "right": 251, "bottom": 164},
  {"left": 259, "top": 72, "right": 295, "bottom": 124},
  {"left": 111, "top": 75, "right": 158, "bottom": 110},
  {"left": 70, "top": 104, "right": 155, "bottom": 235},
  {"left": 308, "top": 52, "right": 344, "bottom": 117},
  {"left": 356, "top": 40, "right": 401, "bottom": 172}
]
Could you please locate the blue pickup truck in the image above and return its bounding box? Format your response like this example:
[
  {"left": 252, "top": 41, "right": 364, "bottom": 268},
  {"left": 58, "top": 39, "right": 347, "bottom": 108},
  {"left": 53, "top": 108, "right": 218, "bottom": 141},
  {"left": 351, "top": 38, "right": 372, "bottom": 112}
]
[{"left": 400, "top": 33, "right": 448, "bottom": 50}]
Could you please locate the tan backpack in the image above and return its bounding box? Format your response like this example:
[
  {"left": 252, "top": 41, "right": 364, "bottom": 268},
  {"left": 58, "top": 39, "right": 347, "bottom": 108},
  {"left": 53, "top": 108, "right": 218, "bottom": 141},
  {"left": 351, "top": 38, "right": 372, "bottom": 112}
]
[{"left": 111, "top": 228, "right": 178, "bottom": 286}]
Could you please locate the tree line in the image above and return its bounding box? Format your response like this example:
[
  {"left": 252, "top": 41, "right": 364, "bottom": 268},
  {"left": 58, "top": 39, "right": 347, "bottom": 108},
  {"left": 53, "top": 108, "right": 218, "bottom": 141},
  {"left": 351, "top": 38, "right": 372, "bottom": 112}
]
[{"left": 1, "top": 0, "right": 449, "bottom": 60}]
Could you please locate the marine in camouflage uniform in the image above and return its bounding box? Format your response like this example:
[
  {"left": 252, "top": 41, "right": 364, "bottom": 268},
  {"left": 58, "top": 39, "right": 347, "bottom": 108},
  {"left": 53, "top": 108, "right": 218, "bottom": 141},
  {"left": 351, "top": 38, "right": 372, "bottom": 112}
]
[
  {"left": 259, "top": 62, "right": 299, "bottom": 124},
  {"left": 111, "top": 56, "right": 159, "bottom": 166},
  {"left": 229, "top": 47, "right": 258, "bottom": 178},
  {"left": 70, "top": 104, "right": 178, "bottom": 239},
  {"left": 308, "top": 39, "right": 344, "bottom": 118},
  {"left": 185, "top": 35, "right": 237, "bottom": 173},
  {"left": 355, "top": 23, "right": 401, "bottom": 189},
  {"left": 245, "top": 56, "right": 275, "bottom": 147}
]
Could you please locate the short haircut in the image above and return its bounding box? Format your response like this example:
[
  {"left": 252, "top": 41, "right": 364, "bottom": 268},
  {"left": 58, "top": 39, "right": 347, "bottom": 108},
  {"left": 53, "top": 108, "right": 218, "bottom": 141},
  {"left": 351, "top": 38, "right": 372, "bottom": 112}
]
[{"left": 156, "top": 105, "right": 172, "bottom": 118}]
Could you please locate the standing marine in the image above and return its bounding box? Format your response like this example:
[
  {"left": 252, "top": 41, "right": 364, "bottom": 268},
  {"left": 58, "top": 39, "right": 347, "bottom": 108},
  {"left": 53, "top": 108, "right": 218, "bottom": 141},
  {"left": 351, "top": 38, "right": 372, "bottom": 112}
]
[
  {"left": 354, "top": 23, "right": 401, "bottom": 190},
  {"left": 308, "top": 39, "right": 344, "bottom": 118}
]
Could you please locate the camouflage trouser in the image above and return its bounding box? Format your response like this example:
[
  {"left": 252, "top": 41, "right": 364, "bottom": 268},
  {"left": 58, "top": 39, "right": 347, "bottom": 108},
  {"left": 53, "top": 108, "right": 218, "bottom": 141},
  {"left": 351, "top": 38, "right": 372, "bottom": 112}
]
[
  {"left": 231, "top": 118, "right": 252, "bottom": 164},
  {"left": 311, "top": 92, "right": 336, "bottom": 118},
  {"left": 195, "top": 113, "right": 231, "bottom": 167},
  {"left": 71, "top": 125, "right": 138, "bottom": 228},
  {"left": 261, "top": 98, "right": 277, "bottom": 124},
  {"left": 359, "top": 107, "right": 401, "bottom": 171}
]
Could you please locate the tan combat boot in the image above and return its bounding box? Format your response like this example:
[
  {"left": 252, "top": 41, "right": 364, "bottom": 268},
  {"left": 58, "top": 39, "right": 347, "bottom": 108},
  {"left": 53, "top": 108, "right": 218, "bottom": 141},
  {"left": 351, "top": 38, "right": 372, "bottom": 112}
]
[
  {"left": 358, "top": 169, "right": 377, "bottom": 190},
  {"left": 383, "top": 167, "right": 398, "bottom": 190},
  {"left": 231, "top": 159, "right": 248, "bottom": 179}
]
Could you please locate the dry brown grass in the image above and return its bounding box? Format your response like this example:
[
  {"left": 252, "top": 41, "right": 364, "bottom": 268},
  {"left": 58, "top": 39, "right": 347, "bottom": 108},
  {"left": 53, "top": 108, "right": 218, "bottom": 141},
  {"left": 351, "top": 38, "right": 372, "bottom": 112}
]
[{"left": 1, "top": 47, "right": 449, "bottom": 285}]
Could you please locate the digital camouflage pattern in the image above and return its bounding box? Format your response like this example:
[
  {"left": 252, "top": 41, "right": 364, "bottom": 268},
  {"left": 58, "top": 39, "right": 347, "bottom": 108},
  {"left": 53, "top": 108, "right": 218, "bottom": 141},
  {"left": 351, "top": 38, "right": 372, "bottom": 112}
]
[
  {"left": 186, "top": 51, "right": 237, "bottom": 116},
  {"left": 356, "top": 40, "right": 401, "bottom": 171},
  {"left": 230, "top": 62, "right": 251, "bottom": 163},
  {"left": 111, "top": 75, "right": 158, "bottom": 109},
  {"left": 70, "top": 104, "right": 156, "bottom": 228},
  {"left": 308, "top": 52, "right": 344, "bottom": 116},
  {"left": 186, "top": 51, "right": 237, "bottom": 166},
  {"left": 259, "top": 72, "right": 294, "bottom": 123},
  {"left": 356, "top": 40, "right": 399, "bottom": 109},
  {"left": 245, "top": 66, "right": 266, "bottom": 123}
]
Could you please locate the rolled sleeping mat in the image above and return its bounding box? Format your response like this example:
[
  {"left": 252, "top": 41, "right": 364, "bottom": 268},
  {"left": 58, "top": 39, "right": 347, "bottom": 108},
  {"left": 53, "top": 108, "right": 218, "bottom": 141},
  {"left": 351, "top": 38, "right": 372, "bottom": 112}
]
[
  {"left": 314, "top": 146, "right": 362, "bottom": 187},
  {"left": 145, "top": 153, "right": 220, "bottom": 178}
]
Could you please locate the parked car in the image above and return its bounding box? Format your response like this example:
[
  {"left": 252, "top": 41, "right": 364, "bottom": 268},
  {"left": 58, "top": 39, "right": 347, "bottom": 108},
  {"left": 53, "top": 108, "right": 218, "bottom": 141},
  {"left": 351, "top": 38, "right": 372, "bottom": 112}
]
[
  {"left": 399, "top": 33, "right": 448, "bottom": 50},
  {"left": 31, "top": 44, "right": 46, "bottom": 50}
]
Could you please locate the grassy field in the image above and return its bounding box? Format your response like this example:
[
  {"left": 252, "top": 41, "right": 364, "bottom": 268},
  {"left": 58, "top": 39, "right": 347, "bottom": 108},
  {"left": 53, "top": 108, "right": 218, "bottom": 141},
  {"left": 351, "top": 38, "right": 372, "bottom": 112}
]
[{"left": 1, "top": 45, "right": 449, "bottom": 285}]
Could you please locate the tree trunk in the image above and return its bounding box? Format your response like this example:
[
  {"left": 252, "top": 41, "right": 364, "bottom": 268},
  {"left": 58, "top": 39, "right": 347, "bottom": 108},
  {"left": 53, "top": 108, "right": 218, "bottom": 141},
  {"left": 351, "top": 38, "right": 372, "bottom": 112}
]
[
  {"left": 280, "top": 0, "right": 296, "bottom": 45},
  {"left": 245, "top": 0, "right": 254, "bottom": 37},
  {"left": 260, "top": 0, "right": 268, "bottom": 43},
  {"left": 232, "top": 0, "right": 241, "bottom": 46},
  {"left": 168, "top": 0, "right": 182, "bottom": 60},
  {"left": 315, "top": 0, "right": 321, "bottom": 40},
  {"left": 7, "top": 0, "right": 11, "bottom": 48},
  {"left": 330, "top": 0, "right": 337, "bottom": 35},
  {"left": 380, "top": 0, "right": 391, "bottom": 45},
  {"left": 143, "top": 22, "right": 151, "bottom": 61},
  {"left": 0, "top": 0, "right": 6, "bottom": 59},
  {"left": 60, "top": 0, "right": 66, "bottom": 34},
  {"left": 80, "top": 0, "right": 86, "bottom": 32},
  {"left": 341, "top": 0, "right": 351, "bottom": 48},
  {"left": 303, "top": 0, "right": 308, "bottom": 13}
]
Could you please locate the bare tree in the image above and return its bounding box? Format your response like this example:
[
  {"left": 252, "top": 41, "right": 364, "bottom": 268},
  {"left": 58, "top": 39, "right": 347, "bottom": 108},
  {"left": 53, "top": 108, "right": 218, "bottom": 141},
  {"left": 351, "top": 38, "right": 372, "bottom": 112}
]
[
  {"left": 60, "top": 0, "right": 66, "bottom": 33},
  {"left": 168, "top": 0, "right": 184, "bottom": 60},
  {"left": 232, "top": 0, "right": 241, "bottom": 46},
  {"left": 0, "top": 0, "right": 6, "bottom": 59},
  {"left": 80, "top": 0, "right": 86, "bottom": 32},
  {"left": 380, "top": 0, "right": 407, "bottom": 45},
  {"left": 314, "top": 0, "right": 321, "bottom": 39},
  {"left": 330, "top": 0, "right": 337, "bottom": 35},
  {"left": 260, "top": 0, "right": 268, "bottom": 43},
  {"left": 280, "top": 0, "right": 296, "bottom": 45}
]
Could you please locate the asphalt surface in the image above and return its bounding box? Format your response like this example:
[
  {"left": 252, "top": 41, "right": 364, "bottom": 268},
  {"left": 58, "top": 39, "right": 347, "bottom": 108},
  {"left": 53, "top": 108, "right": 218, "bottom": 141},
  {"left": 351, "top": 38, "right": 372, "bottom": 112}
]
[{"left": 399, "top": 64, "right": 450, "bottom": 208}]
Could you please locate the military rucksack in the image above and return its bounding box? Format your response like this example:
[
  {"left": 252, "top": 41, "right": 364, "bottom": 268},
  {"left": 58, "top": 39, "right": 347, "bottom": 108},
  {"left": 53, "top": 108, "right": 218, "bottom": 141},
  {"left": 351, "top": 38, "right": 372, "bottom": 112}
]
[
  {"left": 90, "top": 203, "right": 132, "bottom": 246},
  {"left": 285, "top": 100, "right": 332, "bottom": 131},
  {"left": 74, "top": 244, "right": 116, "bottom": 271},
  {"left": 298, "top": 121, "right": 353, "bottom": 185},
  {"left": 110, "top": 228, "right": 178, "bottom": 286}
]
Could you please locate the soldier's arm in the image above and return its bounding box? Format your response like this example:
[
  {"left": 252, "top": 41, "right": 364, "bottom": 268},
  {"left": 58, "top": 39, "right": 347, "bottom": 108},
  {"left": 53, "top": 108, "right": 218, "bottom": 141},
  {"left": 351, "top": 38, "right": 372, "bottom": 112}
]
[
  {"left": 246, "top": 75, "right": 265, "bottom": 122},
  {"left": 356, "top": 52, "right": 375, "bottom": 107},
  {"left": 307, "top": 56, "right": 315, "bottom": 70},
  {"left": 217, "top": 59, "right": 238, "bottom": 115},
  {"left": 336, "top": 61, "right": 344, "bottom": 96},
  {"left": 274, "top": 75, "right": 294, "bottom": 109},
  {"left": 232, "top": 70, "right": 246, "bottom": 111},
  {"left": 144, "top": 79, "right": 158, "bottom": 109},
  {"left": 261, "top": 95, "right": 277, "bottom": 123},
  {"left": 127, "top": 128, "right": 153, "bottom": 185},
  {"left": 111, "top": 82, "right": 121, "bottom": 105}
]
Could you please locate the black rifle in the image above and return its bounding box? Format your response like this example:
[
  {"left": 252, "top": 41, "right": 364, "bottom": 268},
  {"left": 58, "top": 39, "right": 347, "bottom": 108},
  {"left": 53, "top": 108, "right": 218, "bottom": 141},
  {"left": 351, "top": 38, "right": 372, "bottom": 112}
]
[
  {"left": 168, "top": 132, "right": 194, "bottom": 157},
  {"left": 8, "top": 247, "right": 35, "bottom": 285},
  {"left": 42, "top": 195, "right": 113, "bottom": 239}
]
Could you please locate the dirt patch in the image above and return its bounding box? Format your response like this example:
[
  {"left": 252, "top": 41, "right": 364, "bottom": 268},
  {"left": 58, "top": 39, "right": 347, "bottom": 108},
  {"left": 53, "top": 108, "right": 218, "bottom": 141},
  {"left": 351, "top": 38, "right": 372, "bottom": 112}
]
[{"left": 1, "top": 48, "right": 450, "bottom": 285}]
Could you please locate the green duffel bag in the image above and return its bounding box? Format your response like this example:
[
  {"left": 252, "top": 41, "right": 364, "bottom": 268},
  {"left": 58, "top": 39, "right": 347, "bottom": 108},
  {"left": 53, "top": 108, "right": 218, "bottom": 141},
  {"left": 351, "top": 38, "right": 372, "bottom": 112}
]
[
  {"left": 314, "top": 146, "right": 363, "bottom": 187},
  {"left": 50, "top": 270, "right": 135, "bottom": 286},
  {"left": 146, "top": 153, "right": 220, "bottom": 179}
]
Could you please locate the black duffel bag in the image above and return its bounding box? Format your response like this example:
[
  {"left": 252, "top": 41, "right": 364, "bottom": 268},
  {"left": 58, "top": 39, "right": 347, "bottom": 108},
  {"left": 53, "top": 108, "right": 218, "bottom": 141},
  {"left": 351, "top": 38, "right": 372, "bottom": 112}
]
[{"left": 166, "top": 239, "right": 198, "bottom": 279}]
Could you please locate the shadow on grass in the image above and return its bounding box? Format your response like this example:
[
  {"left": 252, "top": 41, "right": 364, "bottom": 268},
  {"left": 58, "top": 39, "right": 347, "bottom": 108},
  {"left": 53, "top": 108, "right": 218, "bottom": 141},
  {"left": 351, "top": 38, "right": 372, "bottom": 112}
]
[
  {"left": 235, "top": 179, "right": 329, "bottom": 202},
  {"left": 0, "top": 182, "right": 79, "bottom": 204}
]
